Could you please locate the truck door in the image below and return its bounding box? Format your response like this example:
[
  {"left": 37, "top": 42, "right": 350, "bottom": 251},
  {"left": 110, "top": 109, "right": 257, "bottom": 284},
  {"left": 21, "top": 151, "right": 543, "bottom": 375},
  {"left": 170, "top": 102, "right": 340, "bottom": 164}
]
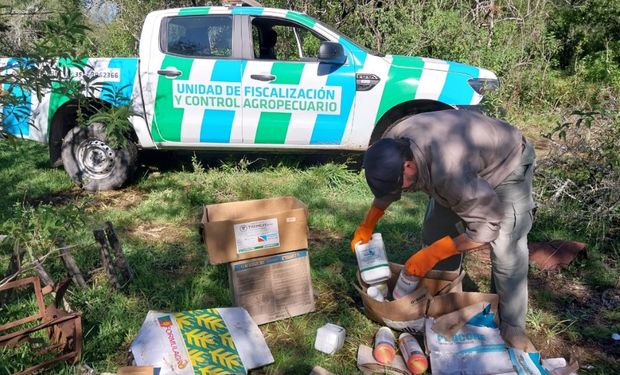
[
  {"left": 147, "top": 13, "right": 245, "bottom": 144},
  {"left": 241, "top": 16, "right": 356, "bottom": 145}
]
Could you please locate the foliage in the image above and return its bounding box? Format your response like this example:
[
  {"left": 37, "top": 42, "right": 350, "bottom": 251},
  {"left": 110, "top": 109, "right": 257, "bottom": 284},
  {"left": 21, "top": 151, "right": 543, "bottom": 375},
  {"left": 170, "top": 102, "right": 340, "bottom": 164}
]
[
  {"left": 549, "top": 0, "right": 620, "bottom": 74},
  {"left": 82, "top": 0, "right": 209, "bottom": 56},
  {"left": 86, "top": 84, "right": 138, "bottom": 148},
  {"left": 87, "top": 103, "right": 136, "bottom": 148},
  {"left": 536, "top": 105, "right": 620, "bottom": 248},
  {"left": 0, "top": 3, "right": 90, "bottom": 141},
  {"left": 2, "top": 201, "right": 87, "bottom": 261}
]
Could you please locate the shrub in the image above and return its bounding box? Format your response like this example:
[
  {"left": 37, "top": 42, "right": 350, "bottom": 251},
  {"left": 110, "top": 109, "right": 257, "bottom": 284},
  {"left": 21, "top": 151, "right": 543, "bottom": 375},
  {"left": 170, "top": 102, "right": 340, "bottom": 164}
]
[{"left": 535, "top": 104, "right": 620, "bottom": 250}]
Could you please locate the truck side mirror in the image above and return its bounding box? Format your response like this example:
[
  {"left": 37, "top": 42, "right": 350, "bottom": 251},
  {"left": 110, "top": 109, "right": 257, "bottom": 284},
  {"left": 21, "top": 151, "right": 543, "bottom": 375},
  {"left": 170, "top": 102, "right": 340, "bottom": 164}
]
[{"left": 318, "top": 42, "right": 346, "bottom": 65}]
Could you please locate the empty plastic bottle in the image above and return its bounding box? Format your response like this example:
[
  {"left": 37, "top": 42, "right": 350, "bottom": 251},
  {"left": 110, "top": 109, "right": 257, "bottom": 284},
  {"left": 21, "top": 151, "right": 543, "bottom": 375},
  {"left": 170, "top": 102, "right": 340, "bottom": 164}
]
[
  {"left": 398, "top": 333, "right": 428, "bottom": 374},
  {"left": 373, "top": 327, "right": 396, "bottom": 365},
  {"left": 392, "top": 268, "right": 421, "bottom": 299}
]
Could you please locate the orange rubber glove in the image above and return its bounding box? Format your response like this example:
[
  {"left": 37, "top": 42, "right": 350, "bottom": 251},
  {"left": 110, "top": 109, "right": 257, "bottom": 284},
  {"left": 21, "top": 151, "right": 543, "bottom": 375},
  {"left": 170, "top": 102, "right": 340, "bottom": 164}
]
[
  {"left": 404, "top": 236, "right": 459, "bottom": 277},
  {"left": 351, "top": 205, "right": 385, "bottom": 252}
]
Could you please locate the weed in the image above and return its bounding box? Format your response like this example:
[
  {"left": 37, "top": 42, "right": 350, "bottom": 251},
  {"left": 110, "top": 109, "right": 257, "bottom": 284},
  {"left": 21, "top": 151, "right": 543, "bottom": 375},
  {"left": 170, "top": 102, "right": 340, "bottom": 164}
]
[
  {"left": 527, "top": 307, "right": 578, "bottom": 347},
  {"left": 88, "top": 102, "right": 137, "bottom": 148}
]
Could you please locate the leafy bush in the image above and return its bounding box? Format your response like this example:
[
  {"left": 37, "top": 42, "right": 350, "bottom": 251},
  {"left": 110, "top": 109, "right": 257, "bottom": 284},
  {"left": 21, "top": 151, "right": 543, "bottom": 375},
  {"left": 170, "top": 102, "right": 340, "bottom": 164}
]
[
  {"left": 535, "top": 106, "right": 620, "bottom": 249},
  {"left": 0, "top": 5, "right": 90, "bottom": 141},
  {"left": 1, "top": 202, "right": 87, "bottom": 261}
]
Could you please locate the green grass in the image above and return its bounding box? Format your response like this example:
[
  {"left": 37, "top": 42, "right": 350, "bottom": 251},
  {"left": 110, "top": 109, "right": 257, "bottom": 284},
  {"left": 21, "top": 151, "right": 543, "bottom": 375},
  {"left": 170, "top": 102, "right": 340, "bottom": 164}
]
[
  {"left": 0, "top": 141, "right": 73, "bottom": 222},
  {"left": 1, "top": 140, "right": 619, "bottom": 374}
]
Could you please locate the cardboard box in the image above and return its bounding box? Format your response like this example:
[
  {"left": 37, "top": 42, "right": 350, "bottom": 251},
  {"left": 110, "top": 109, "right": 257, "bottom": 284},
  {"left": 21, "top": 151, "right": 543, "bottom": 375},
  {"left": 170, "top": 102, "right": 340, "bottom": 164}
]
[
  {"left": 354, "top": 262, "right": 464, "bottom": 332},
  {"left": 228, "top": 250, "right": 315, "bottom": 325},
  {"left": 202, "top": 196, "right": 308, "bottom": 264}
]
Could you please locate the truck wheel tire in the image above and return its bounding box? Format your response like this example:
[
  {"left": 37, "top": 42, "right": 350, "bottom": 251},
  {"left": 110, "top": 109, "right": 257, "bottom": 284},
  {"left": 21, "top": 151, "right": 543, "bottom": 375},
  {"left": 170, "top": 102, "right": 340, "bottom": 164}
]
[{"left": 61, "top": 123, "right": 137, "bottom": 191}]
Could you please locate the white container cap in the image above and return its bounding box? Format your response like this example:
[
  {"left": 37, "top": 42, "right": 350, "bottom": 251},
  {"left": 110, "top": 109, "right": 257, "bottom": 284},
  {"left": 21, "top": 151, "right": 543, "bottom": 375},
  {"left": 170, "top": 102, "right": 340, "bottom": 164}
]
[{"left": 314, "top": 323, "right": 346, "bottom": 355}]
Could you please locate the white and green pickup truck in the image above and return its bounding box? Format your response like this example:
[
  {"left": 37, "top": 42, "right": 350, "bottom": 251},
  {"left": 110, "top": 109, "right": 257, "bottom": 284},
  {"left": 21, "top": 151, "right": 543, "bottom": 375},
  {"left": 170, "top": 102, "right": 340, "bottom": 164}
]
[{"left": 0, "top": 3, "right": 498, "bottom": 190}]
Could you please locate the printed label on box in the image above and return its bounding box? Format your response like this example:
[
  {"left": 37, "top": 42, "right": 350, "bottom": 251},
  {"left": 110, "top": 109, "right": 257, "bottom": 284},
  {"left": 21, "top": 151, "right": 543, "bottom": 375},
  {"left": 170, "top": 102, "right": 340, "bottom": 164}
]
[{"left": 234, "top": 218, "right": 280, "bottom": 254}]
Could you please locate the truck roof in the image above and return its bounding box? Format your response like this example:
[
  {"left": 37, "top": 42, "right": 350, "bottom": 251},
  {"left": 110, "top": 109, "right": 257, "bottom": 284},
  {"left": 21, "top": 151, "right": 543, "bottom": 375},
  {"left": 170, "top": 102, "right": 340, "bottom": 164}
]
[{"left": 151, "top": 6, "right": 309, "bottom": 17}]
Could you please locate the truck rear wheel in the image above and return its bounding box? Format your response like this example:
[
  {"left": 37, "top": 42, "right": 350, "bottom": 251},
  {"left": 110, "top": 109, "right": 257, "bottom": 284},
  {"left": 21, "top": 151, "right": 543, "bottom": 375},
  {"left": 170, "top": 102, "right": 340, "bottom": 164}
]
[{"left": 61, "top": 122, "right": 137, "bottom": 191}]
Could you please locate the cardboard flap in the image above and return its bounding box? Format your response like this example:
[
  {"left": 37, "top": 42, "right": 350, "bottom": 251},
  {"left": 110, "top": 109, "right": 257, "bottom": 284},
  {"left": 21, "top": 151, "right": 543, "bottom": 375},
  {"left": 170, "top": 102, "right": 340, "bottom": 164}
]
[
  {"left": 205, "top": 196, "right": 307, "bottom": 222},
  {"left": 434, "top": 271, "right": 465, "bottom": 295},
  {"left": 431, "top": 301, "right": 489, "bottom": 338},
  {"left": 352, "top": 282, "right": 383, "bottom": 323},
  {"left": 354, "top": 281, "right": 431, "bottom": 322},
  {"left": 427, "top": 292, "right": 499, "bottom": 320},
  {"left": 117, "top": 367, "right": 155, "bottom": 375}
]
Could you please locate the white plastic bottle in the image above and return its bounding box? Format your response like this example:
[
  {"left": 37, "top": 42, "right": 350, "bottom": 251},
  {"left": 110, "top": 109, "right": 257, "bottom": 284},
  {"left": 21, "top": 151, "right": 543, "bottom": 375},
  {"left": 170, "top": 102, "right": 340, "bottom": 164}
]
[
  {"left": 392, "top": 268, "right": 421, "bottom": 299},
  {"left": 367, "top": 285, "right": 385, "bottom": 302},
  {"left": 375, "top": 281, "right": 389, "bottom": 298},
  {"left": 367, "top": 281, "right": 388, "bottom": 301},
  {"left": 355, "top": 233, "right": 390, "bottom": 285}
]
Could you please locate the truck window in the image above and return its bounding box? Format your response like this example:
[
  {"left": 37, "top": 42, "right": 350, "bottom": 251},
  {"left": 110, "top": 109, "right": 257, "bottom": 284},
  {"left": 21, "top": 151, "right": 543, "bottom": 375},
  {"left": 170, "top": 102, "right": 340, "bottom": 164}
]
[
  {"left": 164, "top": 15, "right": 232, "bottom": 58},
  {"left": 251, "top": 18, "right": 325, "bottom": 62}
]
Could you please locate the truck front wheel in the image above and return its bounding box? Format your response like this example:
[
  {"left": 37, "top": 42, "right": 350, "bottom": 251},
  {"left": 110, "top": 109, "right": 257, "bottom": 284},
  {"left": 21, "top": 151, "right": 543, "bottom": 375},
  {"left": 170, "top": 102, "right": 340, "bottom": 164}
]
[{"left": 61, "top": 123, "right": 137, "bottom": 191}]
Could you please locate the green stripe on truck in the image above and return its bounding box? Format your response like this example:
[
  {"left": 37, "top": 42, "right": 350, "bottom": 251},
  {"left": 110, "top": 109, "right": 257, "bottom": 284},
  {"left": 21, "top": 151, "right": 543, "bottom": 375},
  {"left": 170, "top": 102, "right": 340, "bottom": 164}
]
[
  {"left": 152, "top": 55, "right": 194, "bottom": 142},
  {"left": 47, "top": 58, "right": 88, "bottom": 133},
  {"left": 374, "top": 56, "right": 425, "bottom": 124},
  {"left": 286, "top": 11, "right": 316, "bottom": 28},
  {"left": 178, "top": 7, "right": 211, "bottom": 15},
  {"left": 254, "top": 62, "right": 304, "bottom": 144}
]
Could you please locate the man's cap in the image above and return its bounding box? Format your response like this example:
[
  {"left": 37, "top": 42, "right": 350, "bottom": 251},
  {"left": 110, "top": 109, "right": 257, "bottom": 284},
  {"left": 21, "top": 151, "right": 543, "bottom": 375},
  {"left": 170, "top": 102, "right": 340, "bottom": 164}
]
[{"left": 363, "top": 138, "right": 408, "bottom": 198}]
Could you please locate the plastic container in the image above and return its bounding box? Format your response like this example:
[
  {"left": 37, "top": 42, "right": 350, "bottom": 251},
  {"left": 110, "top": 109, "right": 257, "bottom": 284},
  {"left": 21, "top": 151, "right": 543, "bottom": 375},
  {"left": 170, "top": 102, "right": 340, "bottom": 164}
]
[
  {"left": 392, "top": 268, "right": 421, "bottom": 299},
  {"left": 375, "top": 281, "right": 389, "bottom": 297},
  {"left": 373, "top": 327, "right": 396, "bottom": 365},
  {"left": 314, "top": 323, "right": 346, "bottom": 355},
  {"left": 367, "top": 286, "right": 385, "bottom": 302},
  {"left": 398, "top": 333, "right": 428, "bottom": 374},
  {"left": 355, "top": 233, "right": 390, "bottom": 285},
  {"left": 367, "top": 281, "right": 388, "bottom": 302}
]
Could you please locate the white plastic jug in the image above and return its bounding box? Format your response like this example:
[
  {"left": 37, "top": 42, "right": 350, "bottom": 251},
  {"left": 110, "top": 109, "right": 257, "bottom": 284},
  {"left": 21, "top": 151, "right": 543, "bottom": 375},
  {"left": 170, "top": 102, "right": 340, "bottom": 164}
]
[
  {"left": 314, "top": 323, "right": 346, "bottom": 355},
  {"left": 355, "top": 233, "right": 390, "bottom": 285}
]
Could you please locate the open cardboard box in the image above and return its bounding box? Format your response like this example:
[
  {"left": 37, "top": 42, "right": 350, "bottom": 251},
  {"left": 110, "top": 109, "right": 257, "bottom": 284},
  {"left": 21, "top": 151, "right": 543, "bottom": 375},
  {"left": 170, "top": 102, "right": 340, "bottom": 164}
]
[
  {"left": 201, "top": 197, "right": 308, "bottom": 264},
  {"left": 354, "top": 262, "right": 465, "bottom": 332}
]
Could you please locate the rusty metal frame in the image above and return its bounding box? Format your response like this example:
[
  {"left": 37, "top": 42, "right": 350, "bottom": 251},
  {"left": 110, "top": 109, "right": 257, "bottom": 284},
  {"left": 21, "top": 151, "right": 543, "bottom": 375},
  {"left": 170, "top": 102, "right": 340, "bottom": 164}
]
[{"left": 0, "top": 276, "right": 82, "bottom": 375}]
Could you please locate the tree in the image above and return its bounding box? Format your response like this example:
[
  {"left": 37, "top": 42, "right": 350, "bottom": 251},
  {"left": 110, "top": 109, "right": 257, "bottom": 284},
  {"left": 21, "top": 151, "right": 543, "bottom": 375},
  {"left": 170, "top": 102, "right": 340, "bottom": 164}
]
[{"left": 0, "top": 1, "right": 89, "bottom": 141}]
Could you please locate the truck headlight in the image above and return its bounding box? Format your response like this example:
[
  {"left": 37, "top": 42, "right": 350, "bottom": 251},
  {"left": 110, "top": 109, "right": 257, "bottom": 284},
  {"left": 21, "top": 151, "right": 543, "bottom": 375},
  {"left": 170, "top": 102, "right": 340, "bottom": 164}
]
[{"left": 468, "top": 78, "right": 499, "bottom": 95}]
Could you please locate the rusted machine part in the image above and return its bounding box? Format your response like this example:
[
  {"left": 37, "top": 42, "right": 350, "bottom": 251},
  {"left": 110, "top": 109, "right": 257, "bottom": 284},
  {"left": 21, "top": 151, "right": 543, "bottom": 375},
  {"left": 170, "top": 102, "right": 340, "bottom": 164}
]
[{"left": 0, "top": 276, "right": 82, "bottom": 375}]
